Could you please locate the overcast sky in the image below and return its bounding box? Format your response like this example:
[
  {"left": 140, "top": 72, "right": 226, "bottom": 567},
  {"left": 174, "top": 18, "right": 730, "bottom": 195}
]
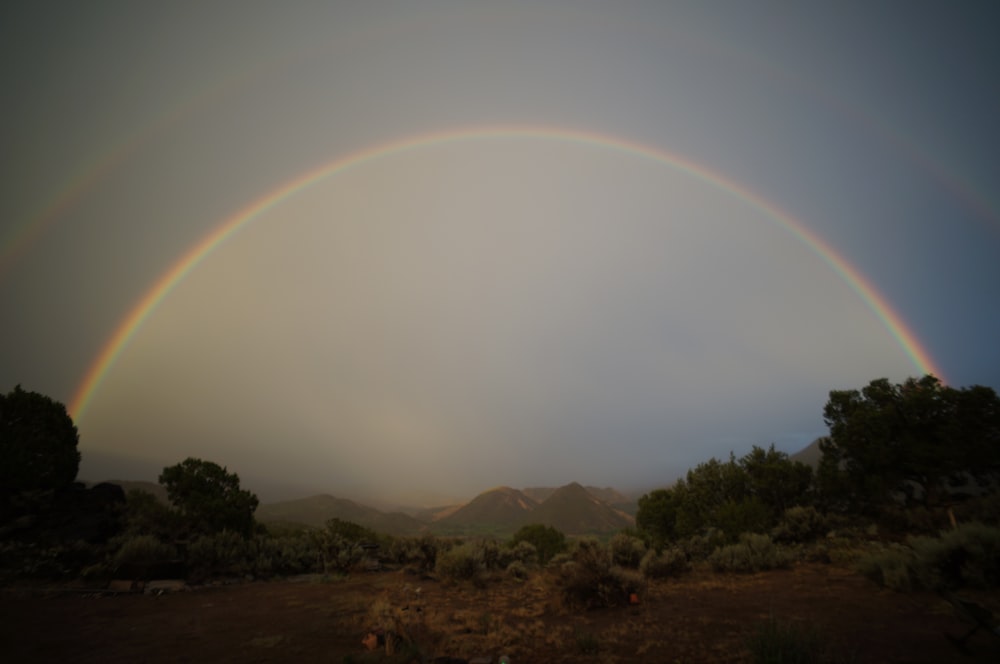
[{"left": 3, "top": 2, "right": 998, "bottom": 505}]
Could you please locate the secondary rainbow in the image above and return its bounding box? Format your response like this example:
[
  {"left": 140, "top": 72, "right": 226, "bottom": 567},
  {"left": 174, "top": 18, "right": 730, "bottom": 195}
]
[{"left": 68, "top": 125, "right": 946, "bottom": 421}]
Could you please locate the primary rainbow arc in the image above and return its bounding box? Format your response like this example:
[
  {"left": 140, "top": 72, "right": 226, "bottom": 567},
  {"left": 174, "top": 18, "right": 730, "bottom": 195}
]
[{"left": 68, "top": 125, "right": 945, "bottom": 421}]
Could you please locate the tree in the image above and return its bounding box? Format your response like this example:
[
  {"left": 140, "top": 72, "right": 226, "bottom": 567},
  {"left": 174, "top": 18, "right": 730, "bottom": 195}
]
[
  {"left": 819, "top": 375, "right": 1000, "bottom": 511},
  {"left": 739, "top": 444, "right": 813, "bottom": 516},
  {"left": 636, "top": 488, "right": 680, "bottom": 547},
  {"left": 159, "top": 458, "right": 259, "bottom": 536},
  {"left": 0, "top": 385, "right": 80, "bottom": 495},
  {"left": 510, "top": 523, "right": 567, "bottom": 565}
]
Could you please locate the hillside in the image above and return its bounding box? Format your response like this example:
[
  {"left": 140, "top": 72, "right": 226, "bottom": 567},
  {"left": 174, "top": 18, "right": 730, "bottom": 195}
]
[
  {"left": 523, "top": 485, "right": 630, "bottom": 506},
  {"left": 791, "top": 438, "right": 824, "bottom": 467},
  {"left": 99, "top": 480, "right": 170, "bottom": 504},
  {"left": 529, "top": 482, "right": 635, "bottom": 535},
  {"left": 431, "top": 487, "right": 538, "bottom": 535},
  {"left": 254, "top": 494, "right": 426, "bottom": 536}
]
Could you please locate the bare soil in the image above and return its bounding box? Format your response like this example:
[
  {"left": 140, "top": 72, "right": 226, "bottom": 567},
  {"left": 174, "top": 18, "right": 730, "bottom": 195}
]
[{"left": 3, "top": 563, "right": 998, "bottom": 663}]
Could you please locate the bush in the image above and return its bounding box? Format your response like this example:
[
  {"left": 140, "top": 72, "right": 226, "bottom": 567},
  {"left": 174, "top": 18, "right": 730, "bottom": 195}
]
[
  {"left": 506, "top": 560, "right": 529, "bottom": 580},
  {"left": 608, "top": 532, "right": 647, "bottom": 568},
  {"left": 680, "top": 528, "right": 727, "bottom": 561},
  {"left": 909, "top": 522, "right": 1000, "bottom": 590},
  {"left": 436, "top": 542, "right": 478, "bottom": 580},
  {"left": 709, "top": 533, "right": 794, "bottom": 573},
  {"left": 511, "top": 524, "right": 567, "bottom": 565},
  {"left": 500, "top": 541, "right": 538, "bottom": 567},
  {"left": 854, "top": 543, "right": 917, "bottom": 592},
  {"left": 639, "top": 546, "right": 689, "bottom": 579},
  {"left": 772, "top": 506, "right": 829, "bottom": 544},
  {"left": 113, "top": 535, "right": 177, "bottom": 568},
  {"left": 856, "top": 523, "right": 1000, "bottom": 592},
  {"left": 556, "top": 539, "right": 641, "bottom": 609}
]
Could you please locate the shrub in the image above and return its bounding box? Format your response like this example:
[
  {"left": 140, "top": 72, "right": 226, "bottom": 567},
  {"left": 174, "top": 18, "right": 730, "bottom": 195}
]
[
  {"left": 511, "top": 524, "right": 567, "bottom": 565},
  {"left": 909, "top": 522, "right": 1000, "bottom": 590},
  {"left": 680, "top": 528, "right": 727, "bottom": 561},
  {"left": 854, "top": 543, "right": 916, "bottom": 592},
  {"left": 609, "top": 532, "right": 647, "bottom": 568},
  {"left": 435, "top": 541, "right": 481, "bottom": 581},
  {"left": 556, "top": 539, "right": 638, "bottom": 609},
  {"left": 772, "top": 506, "right": 829, "bottom": 544},
  {"left": 500, "top": 541, "right": 538, "bottom": 567},
  {"left": 709, "top": 533, "right": 794, "bottom": 573},
  {"left": 639, "top": 546, "right": 689, "bottom": 579},
  {"left": 506, "top": 560, "right": 529, "bottom": 580},
  {"left": 113, "top": 535, "right": 177, "bottom": 568}
]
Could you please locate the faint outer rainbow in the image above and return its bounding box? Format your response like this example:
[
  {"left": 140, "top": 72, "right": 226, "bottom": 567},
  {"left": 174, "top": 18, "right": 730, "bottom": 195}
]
[{"left": 68, "top": 125, "right": 946, "bottom": 421}]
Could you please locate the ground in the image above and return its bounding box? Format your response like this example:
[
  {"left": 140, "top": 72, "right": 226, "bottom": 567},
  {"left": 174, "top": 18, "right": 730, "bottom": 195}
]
[{"left": 2, "top": 563, "right": 998, "bottom": 663}]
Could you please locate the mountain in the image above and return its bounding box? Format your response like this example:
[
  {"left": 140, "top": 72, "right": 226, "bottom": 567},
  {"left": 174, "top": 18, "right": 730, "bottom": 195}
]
[
  {"left": 523, "top": 485, "right": 630, "bottom": 505},
  {"left": 254, "top": 494, "right": 427, "bottom": 536},
  {"left": 790, "top": 438, "right": 825, "bottom": 467},
  {"left": 529, "top": 482, "right": 635, "bottom": 535},
  {"left": 98, "top": 480, "right": 170, "bottom": 504},
  {"left": 432, "top": 486, "right": 539, "bottom": 535}
]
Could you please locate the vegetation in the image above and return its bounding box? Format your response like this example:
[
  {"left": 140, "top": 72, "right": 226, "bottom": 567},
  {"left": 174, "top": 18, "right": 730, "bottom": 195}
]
[
  {"left": 0, "top": 385, "right": 80, "bottom": 497},
  {"left": 159, "top": 458, "right": 260, "bottom": 536},
  {"left": 510, "top": 523, "right": 567, "bottom": 565},
  {"left": 818, "top": 375, "right": 1000, "bottom": 512},
  {"left": 637, "top": 445, "right": 812, "bottom": 544},
  {"left": 746, "top": 615, "right": 856, "bottom": 664}
]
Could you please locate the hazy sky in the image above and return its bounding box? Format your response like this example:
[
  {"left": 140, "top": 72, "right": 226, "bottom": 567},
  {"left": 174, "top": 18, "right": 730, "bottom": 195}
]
[{"left": 3, "top": 2, "right": 998, "bottom": 505}]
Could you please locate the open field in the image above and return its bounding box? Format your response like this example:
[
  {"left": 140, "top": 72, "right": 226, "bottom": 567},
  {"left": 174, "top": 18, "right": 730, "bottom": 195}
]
[{"left": 3, "top": 563, "right": 998, "bottom": 663}]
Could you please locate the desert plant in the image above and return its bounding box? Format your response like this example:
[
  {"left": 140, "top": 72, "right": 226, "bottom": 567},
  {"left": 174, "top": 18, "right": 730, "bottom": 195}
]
[
  {"left": 772, "top": 506, "right": 829, "bottom": 544},
  {"left": 639, "top": 546, "right": 689, "bottom": 579},
  {"left": 435, "top": 541, "right": 481, "bottom": 581},
  {"left": 608, "top": 531, "right": 647, "bottom": 568},
  {"left": 113, "top": 534, "right": 177, "bottom": 568},
  {"left": 556, "top": 538, "right": 639, "bottom": 609},
  {"left": 854, "top": 543, "right": 916, "bottom": 592},
  {"left": 501, "top": 540, "right": 538, "bottom": 568},
  {"left": 511, "top": 523, "right": 567, "bottom": 565},
  {"left": 909, "top": 522, "right": 1000, "bottom": 590},
  {"left": 709, "top": 533, "right": 794, "bottom": 573}
]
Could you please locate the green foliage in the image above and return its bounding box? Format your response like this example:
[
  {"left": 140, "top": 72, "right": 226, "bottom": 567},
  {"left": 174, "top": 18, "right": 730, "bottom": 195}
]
[
  {"left": 159, "top": 458, "right": 259, "bottom": 536},
  {"left": 708, "top": 533, "right": 794, "bottom": 573},
  {"left": 511, "top": 523, "right": 567, "bottom": 565},
  {"left": 854, "top": 543, "right": 917, "bottom": 592},
  {"left": 771, "top": 506, "right": 829, "bottom": 544},
  {"left": 636, "top": 488, "right": 680, "bottom": 547},
  {"left": 113, "top": 534, "right": 177, "bottom": 568},
  {"left": 311, "top": 528, "right": 366, "bottom": 576},
  {"left": 505, "top": 559, "right": 529, "bottom": 580},
  {"left": 123, "top": 489, "right": 184, "bottom": 540},
  {"left": 819, "top": 375, "right": 1000, "bottom": 512},
  {"left": 0, "top": 385, "right": 80, "bottom": 496},
  {"left": 387, "top": 534, "right": 441, "bottom": 570},
  {"left": 639, "top": 546, "right": 689, "bottom": 579},
  {"left": 909, "top": 522, "right": 1000, "bottom": 590},
  {"left": 435, "top": 541, "right": 481, "bottom": 581},
  {"left": 608, "top": 531, "right": 647, "bottom": 568},
  {"left": 639, "top": 446, "right": 813, "bottom": 544},
  {"left": 323, "top": 518, "right": 379, "bottom": 544}
]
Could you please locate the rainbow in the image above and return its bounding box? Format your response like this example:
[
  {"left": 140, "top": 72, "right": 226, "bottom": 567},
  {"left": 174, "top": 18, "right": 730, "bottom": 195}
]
[{"left": 68, "top": 125, "right": 946, "bottom": 421}]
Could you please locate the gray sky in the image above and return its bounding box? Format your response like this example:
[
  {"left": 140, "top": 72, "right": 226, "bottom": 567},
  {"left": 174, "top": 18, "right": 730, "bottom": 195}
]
[{"left": 2, "top": 2, "right": 998, "bottom": 505}]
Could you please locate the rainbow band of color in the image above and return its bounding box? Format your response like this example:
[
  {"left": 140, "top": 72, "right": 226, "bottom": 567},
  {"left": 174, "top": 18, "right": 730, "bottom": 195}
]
[{"left": 68, "top": 125, "right": 945, "bottom": 421}]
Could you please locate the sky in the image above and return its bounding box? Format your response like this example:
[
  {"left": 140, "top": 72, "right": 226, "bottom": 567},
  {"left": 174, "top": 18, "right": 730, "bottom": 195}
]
[{"left": 2, "top": 1, "right": 998, "bottom": 506}]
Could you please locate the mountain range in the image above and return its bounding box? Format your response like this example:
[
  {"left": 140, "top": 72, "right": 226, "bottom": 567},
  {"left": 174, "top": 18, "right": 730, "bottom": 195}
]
[{"left": 103, "top": 479, "right": 637, "bottom": 537}]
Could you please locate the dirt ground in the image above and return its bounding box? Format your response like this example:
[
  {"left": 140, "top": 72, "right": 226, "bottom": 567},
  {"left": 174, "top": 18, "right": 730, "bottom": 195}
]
[{"left": 2, "top": 563, "right": 998, "bottom": 663}]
